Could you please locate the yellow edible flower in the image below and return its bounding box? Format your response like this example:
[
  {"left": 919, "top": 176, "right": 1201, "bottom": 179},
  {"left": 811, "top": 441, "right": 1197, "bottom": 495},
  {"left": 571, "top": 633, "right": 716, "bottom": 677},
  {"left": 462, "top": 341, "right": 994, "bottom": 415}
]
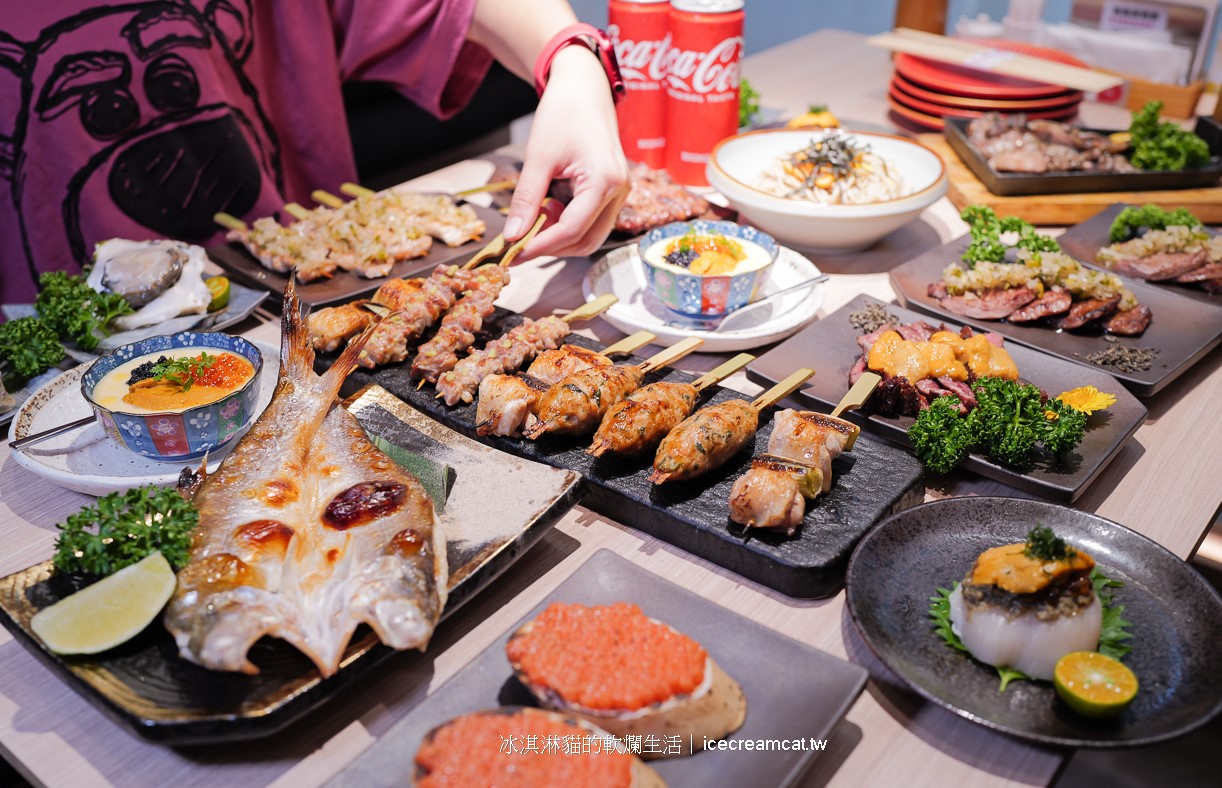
[{"left": 1056, "top": 385, "right": 1117, "bottom": 415}]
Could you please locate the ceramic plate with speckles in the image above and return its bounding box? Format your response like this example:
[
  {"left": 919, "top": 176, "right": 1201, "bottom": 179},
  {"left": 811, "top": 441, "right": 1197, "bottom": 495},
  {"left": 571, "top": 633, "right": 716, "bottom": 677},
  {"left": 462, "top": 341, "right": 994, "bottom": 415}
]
[
  {"left": 6, "top": 342, "right": 279, "bottom": 496},
  {"left": 846, "top": 496, "right": 1222, "bottom": 748}
]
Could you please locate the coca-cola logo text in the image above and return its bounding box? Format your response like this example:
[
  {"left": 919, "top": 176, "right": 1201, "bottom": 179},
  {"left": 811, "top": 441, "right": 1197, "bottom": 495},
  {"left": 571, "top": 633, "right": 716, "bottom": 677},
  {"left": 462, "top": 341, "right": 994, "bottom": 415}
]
[
  {"left": 664, "top": 36, "right": 743, "bottom": 96},
  {"left": 607, "top": 25, "right": 671, "bottom": 83}
]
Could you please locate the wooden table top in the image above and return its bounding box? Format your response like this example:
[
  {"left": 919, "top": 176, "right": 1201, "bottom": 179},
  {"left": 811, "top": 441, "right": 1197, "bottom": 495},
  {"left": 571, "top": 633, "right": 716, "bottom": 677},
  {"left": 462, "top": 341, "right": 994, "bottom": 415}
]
[{"left": 1, "top": 28, "right": 1218, "bottom": 788}]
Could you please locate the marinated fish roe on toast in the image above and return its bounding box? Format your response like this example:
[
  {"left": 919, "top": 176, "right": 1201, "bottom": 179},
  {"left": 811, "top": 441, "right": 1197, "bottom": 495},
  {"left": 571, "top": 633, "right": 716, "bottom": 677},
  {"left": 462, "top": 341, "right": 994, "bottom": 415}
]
[
  {"left": 415, "top": 709, "right": 634, "bottom": 787},
  {"left": 507, "top": 603, "right": 707, "bottom": 711}
]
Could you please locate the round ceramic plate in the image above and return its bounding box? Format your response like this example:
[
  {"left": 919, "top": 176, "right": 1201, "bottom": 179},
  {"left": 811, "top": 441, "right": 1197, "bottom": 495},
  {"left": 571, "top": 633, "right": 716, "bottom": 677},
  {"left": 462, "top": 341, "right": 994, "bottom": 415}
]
[
  {"left": 894, "top": 39, "right": 1089, "bottom": 100},
  {"left": 889, "top": 85, "right": 1080, "bottom": 124},
  {"left": 582, "top": 244, "right": 825, "bottom": 353},
  {"left": 845, "top": 497, "right": 1222, "bottom": 748},
  {"left": 7, "top": 342, "right": 279, "bottom": 496},
  {"left": 892, "top": 71, "right": 1083, "bottom": 112}
]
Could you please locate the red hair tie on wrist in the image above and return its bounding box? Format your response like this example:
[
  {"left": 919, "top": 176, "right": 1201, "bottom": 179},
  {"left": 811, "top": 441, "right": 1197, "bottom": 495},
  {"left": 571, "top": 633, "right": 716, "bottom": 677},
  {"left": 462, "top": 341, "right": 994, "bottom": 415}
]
[{"left": 533, "top": 23, "right": 626, "bottom": 104}]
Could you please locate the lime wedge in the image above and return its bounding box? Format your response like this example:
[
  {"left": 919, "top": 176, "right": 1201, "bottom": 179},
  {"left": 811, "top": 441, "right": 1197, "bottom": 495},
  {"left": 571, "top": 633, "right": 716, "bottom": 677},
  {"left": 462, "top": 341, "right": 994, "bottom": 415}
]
[
  {"left": 206, "top": 276, "right": 230, "bottom": 311},
  {"left": 1054, "top": 651, "right": 1138, "bottom": 718},
  {"left": 30, "top": 552, "right": 177, "bottom": 655}
]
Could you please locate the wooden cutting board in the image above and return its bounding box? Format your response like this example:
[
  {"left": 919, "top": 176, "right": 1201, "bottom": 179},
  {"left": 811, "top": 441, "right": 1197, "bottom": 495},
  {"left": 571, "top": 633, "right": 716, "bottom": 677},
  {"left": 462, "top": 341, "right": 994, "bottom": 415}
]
[{"left": 918, "top": 134, "right": 1222, "bottom": 225}]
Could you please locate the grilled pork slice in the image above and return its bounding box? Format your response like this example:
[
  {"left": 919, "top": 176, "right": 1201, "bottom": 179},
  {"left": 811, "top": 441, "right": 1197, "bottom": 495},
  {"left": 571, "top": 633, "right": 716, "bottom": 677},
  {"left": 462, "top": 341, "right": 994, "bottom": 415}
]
[
  {"left": 1104, "top": 303, "right": 1152, "bottom": 336},
  {"left": 1007, "top": 287, "right": 1072, "bottom": 323},
  {"left": 414, "top": 707, "right": 665, "bottom": 787},
  {"left": 506, "top": 603, "right": 746, "bottom": 758},
  {"left": 936, "top": 286, "right": 1037, "bottom": 320},
  {"left": 729, "top": 454, "right": 823, "bottom": 535}
]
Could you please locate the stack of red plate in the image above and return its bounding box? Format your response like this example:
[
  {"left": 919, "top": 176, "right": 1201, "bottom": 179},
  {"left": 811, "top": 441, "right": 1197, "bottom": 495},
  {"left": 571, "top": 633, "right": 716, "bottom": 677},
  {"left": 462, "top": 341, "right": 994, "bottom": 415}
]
[{"left": 888, "top": 39, "right": 1088, "bottom": 131}]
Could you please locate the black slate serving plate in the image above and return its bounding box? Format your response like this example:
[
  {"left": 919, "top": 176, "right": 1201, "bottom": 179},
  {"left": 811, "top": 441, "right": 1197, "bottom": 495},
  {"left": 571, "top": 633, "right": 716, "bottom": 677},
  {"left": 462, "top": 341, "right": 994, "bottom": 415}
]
[
  {"left": 845, "top": 496, "right": 1222, "bottom": 747},
  {"left": 746, "top": 295, "right": 1147, "bottom": 502},
  {"left": 327, "top": 549, "right": 869, "bottom": 788},
  {"left": 943, "top": 116, "right": 1222, "bottom": 196},
  {"left": 1057, "top": 203, "right": 1222, "bottom": 308},
  {"left": 207, "top": 201, "right": 505, "bottom": 310},
  {"left": 888, "top": 235, "right": 1222, "bottom": 396},
  {"left": 333, "top": 315, "right": 925, "bottom": 599},
  {"left": 0, "top": 385, "right": 582, "bottom": 744}
]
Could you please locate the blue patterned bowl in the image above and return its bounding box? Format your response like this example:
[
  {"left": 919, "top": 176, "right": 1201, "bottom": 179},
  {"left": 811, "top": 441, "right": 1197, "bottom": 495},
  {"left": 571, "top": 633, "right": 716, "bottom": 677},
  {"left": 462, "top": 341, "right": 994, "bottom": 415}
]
[
  {"left": 81, "top": 332, "right": 264, "bottom": 462},
  {"left": 640, "top": 220, "right": 779, "bottom": 319}
]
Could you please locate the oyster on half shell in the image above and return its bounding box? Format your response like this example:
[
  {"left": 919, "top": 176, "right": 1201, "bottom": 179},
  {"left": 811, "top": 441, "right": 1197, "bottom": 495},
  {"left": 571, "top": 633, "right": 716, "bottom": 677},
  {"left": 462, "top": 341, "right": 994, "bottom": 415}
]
[{"left": 87, "top": 239, "right": 212, "bottom": 331}]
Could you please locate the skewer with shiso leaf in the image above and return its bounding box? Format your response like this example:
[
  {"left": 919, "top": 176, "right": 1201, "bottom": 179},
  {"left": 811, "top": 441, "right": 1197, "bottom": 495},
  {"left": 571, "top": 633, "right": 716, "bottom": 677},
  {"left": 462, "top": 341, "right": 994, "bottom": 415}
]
[
  {"left": 434, "top": 294, "right": 618, "bottom": 406},
  {"left": 649, "top": 367, "right": 817, "bottom": 485},
  {"left": 587, "top": 352, "right": 756, "bottom": 458},
  {"left": 476, "top": 330, "right": 657, "bottom": 437},
  {"left": 523, "top": 337, "right": 706, "bottom": 440},
  {"left": 729, "top": 372, "right": 880, "bottom": 535}
]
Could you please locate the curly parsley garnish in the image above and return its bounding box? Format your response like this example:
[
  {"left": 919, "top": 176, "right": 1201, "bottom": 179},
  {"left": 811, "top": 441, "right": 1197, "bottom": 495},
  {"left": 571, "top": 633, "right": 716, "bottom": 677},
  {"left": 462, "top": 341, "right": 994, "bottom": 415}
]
[
  {"left": 53, "top": 485, "right": 198, "bottom": 576},
  {"left": 960, "top": 205, "right": 1061, "bottom": 267},
  {"left": 1024, "top": 524, "right": 1075, "bottom": 562}
]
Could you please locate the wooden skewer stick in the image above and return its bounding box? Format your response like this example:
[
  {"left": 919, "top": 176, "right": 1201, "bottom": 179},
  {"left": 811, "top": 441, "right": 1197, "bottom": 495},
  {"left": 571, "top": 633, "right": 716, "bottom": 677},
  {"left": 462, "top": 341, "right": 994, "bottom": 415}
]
[
  {"left": 749, "top": 367, "right": 816, "bottom": 412},
  {"left": 214, "top": 212, "right": 247, "bottom": 232},
  {"left": 454, "top": 179, "right": 517, "bottom": 198},
  {"left": 690, "top": 353, "right": 755, "bottom": 392},
  {"left": 284, "top": 202, "right": 310, "bottom": 221},
  {"left": 636, "top": 336, "right": 704, "bottom": 374},
  {"left": 563, "top": 293, "right": 618, "bottom": 323},
  {"left": 461, "top": 234, "right": 507, "bottom": 270},
  {"left": 312, "top": 190, "right": 346, "bottom": 209},
  {"left": 340, "top": 182, "right": 376, "bottom": 199},
  {"left": 832, "top": 372, "right": 880, "bottom": 419},
  {"left": 596, "top": 330, "right": 655, "bottom": 356}
]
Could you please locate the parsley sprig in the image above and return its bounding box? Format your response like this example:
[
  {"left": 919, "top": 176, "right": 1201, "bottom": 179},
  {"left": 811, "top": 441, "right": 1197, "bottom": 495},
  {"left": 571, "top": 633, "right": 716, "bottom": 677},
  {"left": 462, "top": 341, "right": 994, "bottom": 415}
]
[
  {"left": 960, "top": 206, "right": 1061, "bottom": 267},
  {"left": 151, "top": 352, "right": 216, "bottom": 392},
  {"left": 53, "top": 485, "right": 198, "bottom": 576}
]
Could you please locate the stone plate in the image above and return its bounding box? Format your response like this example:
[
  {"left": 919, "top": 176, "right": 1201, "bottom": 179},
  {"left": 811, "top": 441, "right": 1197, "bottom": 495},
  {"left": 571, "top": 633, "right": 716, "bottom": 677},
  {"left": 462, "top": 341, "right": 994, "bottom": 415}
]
[
  {"left": 888, "top": 233, "right": 1222, "bottom": 397},
  {"left": 336, "top": 318, "right": 925, "bottom": 599},
  {"left": 327, "top": 549, "right": 868, "bottom": 788},
  {"left": 746, "top": 295, "right": 1148, "bottom": 502},
  {"left": 845, "top": 496, "right": 1222, "bottom": 748},
  {"left": 0, "top": 385, "right": 582, "bottom": 743}
]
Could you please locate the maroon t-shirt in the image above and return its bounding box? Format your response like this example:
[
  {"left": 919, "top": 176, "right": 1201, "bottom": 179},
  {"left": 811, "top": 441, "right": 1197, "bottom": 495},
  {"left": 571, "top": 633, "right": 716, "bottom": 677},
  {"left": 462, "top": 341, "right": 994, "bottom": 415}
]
[{"left": 0, "top": 0, "right": 492, "bottom": 302}]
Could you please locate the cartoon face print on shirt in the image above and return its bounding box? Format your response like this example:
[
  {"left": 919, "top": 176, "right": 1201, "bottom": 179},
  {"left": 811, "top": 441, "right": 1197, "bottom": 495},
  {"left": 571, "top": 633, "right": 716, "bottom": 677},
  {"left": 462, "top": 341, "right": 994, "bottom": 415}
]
[{"left": 0, "top": 1, "right": 282, "bottom": 274}]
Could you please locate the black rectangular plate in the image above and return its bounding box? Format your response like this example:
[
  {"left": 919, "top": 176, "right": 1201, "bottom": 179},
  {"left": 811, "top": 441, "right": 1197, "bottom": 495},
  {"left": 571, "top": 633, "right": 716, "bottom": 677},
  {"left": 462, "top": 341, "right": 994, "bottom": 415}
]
[
  {"left": 746, "top": 295, "right": 1148, "bottom": 502},
  {"left": 888, "top": 235, "right": 1222, "bottom": 397},
  {"left": 0, "top": 386, "right": 582, "bottom": 744},
  {"left": 943, "top": 116, "right": 1222, "bottom": 196},
  {"left": 327, "top": 549, "right": 869, "bottom": 788},
  {"left": 206, "top": 202, "right": 505, "bottom": 310},
  {"left": 1057, "top": 203, "right": 1222, "bottom": 308},
  {"left": 334, "top": 316, "right": 926, "bottom": 599}
]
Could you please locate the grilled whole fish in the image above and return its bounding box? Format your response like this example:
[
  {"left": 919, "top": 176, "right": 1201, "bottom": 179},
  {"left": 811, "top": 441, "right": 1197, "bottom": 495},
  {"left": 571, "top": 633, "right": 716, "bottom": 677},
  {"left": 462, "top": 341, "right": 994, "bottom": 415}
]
[{"left": 164, "top": 280, "right": 447, "bottom": 676}]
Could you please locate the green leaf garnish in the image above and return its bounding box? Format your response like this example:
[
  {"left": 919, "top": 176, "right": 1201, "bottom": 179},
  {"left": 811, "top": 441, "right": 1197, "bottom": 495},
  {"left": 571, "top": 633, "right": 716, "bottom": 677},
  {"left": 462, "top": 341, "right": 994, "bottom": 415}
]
[
  {"left": 151, "top": 352, "right": 216, "bottom": 392},
  {"left": 1023, "top": 524, "right": 1075, "bottom": 562},
  {"left": 52, "top": 485, "right": 198, "bottom": 575}
]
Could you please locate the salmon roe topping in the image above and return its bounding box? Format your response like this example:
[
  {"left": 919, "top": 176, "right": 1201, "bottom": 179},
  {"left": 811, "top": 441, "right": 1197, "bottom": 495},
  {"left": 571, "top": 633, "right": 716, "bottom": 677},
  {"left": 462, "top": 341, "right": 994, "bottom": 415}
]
[
  {"left": 196, "top": 353, "right": 254, "bottom": 388},
  {"left": 415, "top": 709, "right": 633, "bottom": 787},
  {"left": 506, "top": 602, "right": 707, "bottom": 712}
]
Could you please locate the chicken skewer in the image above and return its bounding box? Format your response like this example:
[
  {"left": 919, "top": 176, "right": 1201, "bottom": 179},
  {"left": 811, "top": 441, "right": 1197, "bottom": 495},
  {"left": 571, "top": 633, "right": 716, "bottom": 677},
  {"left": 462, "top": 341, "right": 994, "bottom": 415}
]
[
  {"left": 649, "top": 367, "right": 816, "bottom": 485},
  {"left": 476, "top": 332, "right": 656, "bottom": 437},
  {"left": 434, "top": 295, "right": 617, "bottom": 406},
  {"left": 728, "top": 373, "right": 879, "bottom": 535},
  {"left": 523, "top": 337, "right": 706, "bottom": 440},
  {"left": 587, "top": 353, "right": 755, "bottom": 458},
  {"left": 339, "top": 183, "right": 486, "bottom": 247},
  {"left": 216, "top": 212, "right": 338, "bottom": 282}
]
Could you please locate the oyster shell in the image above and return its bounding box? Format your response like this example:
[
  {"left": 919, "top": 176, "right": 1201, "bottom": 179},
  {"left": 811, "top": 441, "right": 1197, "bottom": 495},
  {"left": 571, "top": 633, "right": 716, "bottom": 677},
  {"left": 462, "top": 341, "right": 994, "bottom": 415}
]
[{"left": 88, "top": 239, "right": 212, "bottom": 331}]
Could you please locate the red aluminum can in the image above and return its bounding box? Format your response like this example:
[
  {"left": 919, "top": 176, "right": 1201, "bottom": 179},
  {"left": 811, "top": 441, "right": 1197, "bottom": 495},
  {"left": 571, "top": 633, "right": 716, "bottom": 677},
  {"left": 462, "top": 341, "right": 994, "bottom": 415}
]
[
  {"left": 663, "top": 0, "right": 744, "bottom": 186},
  {"left": 608, "top": 0, "right": 670, "bottom": 168}
]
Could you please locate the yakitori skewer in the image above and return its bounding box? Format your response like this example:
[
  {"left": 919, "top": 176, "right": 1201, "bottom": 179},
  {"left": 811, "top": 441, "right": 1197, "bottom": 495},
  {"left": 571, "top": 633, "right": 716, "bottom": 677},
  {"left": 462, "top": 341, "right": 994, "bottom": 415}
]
[
  {"left": 649, "top": 367, "right": 816, "bottom": 485},
  {"left": 435, "top": 294, "right": 618, "bottom": 406},
  {"left": 523, "top": 337, "right": 705, "bottom": 440},
  {"left": 728, "top": 372, "right": 879, "bottom": 535},
  {"left": 476, "top": 331, "right": 655, "bottom": 437},
  {"left": 340, "top": 182, "right": 486, "bottom": 247},
  {"left": 587, "top": 353, "right": 755, "bottom": 458}
]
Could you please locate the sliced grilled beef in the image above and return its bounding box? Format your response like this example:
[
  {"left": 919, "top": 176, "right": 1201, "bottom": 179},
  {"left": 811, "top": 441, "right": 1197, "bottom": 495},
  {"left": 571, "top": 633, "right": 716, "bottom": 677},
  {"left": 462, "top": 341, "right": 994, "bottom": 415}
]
[
  {"left": 990, "top": 146, "right": 1049, "bottom": 173},
  {"left": 1107, "top": 250, "right": 1209, "bottom": 281},
  {"left": 938, "top": 286, "right": 1037, "bottom": 320},
  {"left": 848, "top": 355, "right": 868, "bottom": 385},
  {"left": 938, "top": 377, "right": 978, "bottom": 410},
  {"left": 1053, "top": 295, "right": 1121, "bottom": 330},
  {"left": 927, "top": 281, "right": 949, "bottom": 299},
  {"left": 1104, "top": 304, "right": 1152, "bottom": 336},
  {"left": 864, "top": 375, "right": 926, "bottom": 418},
  {"left": 1172, "top": 263, "right": 1222, "bottom": 283},
  {"left": 857, "top": 324, "right": 895, "bottom": 354},
  {"left": 896, "top": 321, "right": 938, "bottom": 342},
  {"left": 1007, "top": 288, "right": 1073, "bottom": 323}
]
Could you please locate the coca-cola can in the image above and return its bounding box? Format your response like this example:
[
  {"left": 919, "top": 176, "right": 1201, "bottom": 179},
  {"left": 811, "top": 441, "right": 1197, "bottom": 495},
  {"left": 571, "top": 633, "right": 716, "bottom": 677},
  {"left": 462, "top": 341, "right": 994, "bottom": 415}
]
[
  {"left": 608, "top": 0, "right": 670, "bottom": 168},
  {"left": 664, "top": 0, "right": 744, "bottom": 186}
]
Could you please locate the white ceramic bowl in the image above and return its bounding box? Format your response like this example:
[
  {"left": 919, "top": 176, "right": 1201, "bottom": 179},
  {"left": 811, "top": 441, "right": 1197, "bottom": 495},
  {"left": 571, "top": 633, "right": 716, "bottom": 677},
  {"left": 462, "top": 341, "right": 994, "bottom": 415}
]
[{"left": 706, "top": 129, "right": 948, "bottom": 252}]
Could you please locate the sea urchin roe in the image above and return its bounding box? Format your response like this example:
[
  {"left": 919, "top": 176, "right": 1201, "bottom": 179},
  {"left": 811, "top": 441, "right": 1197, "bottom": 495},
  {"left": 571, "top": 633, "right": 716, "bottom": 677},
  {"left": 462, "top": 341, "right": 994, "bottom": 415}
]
[
  {"left": 415, "top": 709, "right": 634, "bottom": 788},
  {"left": 969, "top": 542, "right": 1095, "bottom": 595},
  {"left": 507, "top": 602, "right": 707, "bottom": 712}
]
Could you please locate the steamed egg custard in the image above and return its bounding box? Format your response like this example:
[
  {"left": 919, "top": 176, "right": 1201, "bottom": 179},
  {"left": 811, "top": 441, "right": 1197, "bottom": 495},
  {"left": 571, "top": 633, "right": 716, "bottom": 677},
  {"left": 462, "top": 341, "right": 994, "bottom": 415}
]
[
  {"left": 93, "top": 348, "right": 255, "bottom": 414},
  {"left": 947, "top": 526, "right": 1101, "bottom": 681},
  {"left": 867, "top": 330, "right": 1018, "bottom": 382},
  {"left": 644, "top": 230, "right": 772, "bottom": 276}
]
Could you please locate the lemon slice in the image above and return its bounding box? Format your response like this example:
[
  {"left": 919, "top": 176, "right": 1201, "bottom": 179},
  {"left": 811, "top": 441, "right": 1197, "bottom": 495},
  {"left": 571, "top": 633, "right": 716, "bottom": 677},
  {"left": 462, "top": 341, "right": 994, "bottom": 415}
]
[
  {"left": 30, "top": 552, "right": 177, "bottom": 655},
  {"left": 206, "top": 276, "right": 230, "bottom": 311},
  {"left": 1054, "top": 651, "right": 1138, "bottom": 718}
]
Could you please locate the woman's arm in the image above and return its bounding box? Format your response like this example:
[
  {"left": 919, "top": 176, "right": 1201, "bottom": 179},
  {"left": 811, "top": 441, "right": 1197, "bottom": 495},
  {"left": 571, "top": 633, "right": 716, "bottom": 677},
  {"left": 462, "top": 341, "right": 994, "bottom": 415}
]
[{"left": 467, "top": 0, "right": 629, "bottom": 258}]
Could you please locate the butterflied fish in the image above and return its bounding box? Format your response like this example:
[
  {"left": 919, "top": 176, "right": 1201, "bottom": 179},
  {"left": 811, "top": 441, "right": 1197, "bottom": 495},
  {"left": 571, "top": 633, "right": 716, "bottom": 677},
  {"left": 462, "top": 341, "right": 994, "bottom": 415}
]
[{"left": 164, "top": 279, "right": 447, "bottom": 676}]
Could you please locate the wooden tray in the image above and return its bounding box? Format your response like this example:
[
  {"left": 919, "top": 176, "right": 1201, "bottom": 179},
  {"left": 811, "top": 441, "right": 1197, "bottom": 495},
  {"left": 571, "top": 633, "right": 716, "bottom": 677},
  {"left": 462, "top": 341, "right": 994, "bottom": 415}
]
[
  {"left": 919, "top": 134, "right": 1222, "bottom": 224},
  {"left": 330, "top": 315, "right": 926, "bottom": 599}
]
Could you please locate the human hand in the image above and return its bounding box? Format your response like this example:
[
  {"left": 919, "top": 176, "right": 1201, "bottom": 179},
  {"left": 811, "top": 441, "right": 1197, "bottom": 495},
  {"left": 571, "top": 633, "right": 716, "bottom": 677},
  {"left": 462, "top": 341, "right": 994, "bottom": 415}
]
[{"left": 503, "top": 46, "right": 629, "bottom": 260}]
